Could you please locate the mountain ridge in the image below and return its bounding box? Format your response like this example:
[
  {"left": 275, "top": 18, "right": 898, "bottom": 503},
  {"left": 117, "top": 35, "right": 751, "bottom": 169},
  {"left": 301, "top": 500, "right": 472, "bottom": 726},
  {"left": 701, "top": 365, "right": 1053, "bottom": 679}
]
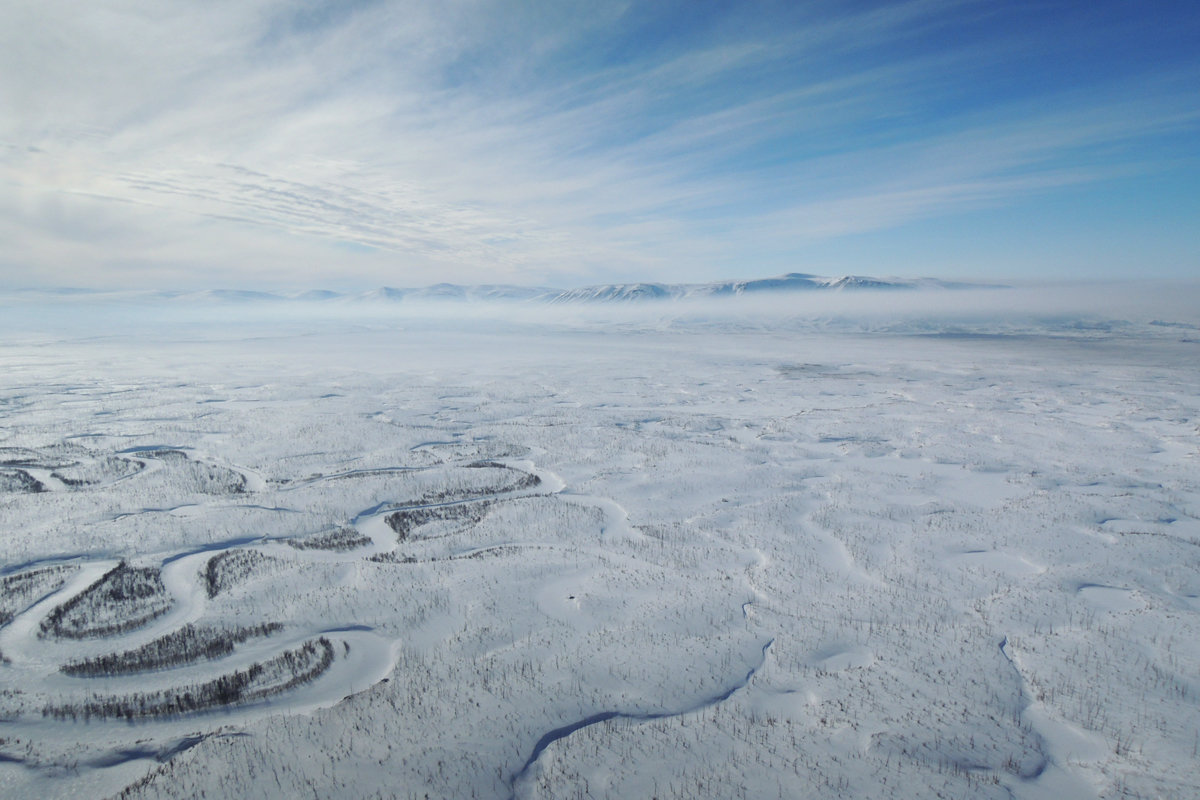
[{"left": 6, "top": 273, "right": 1003, "bottom": 305}]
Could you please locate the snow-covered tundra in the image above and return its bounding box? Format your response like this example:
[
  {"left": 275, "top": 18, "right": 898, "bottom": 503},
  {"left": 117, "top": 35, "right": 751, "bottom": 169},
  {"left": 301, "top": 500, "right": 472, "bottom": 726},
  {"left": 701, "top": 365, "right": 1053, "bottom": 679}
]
[{"left": 0, "top": 284, "right": 1197, "bottom": 799}]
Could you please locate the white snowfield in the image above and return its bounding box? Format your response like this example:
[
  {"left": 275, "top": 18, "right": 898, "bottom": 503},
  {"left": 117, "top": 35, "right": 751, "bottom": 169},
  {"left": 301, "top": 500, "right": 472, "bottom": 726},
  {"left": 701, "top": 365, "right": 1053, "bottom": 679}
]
[{"left": 0, "top": 286, "right": 1197, "bottom": 799}]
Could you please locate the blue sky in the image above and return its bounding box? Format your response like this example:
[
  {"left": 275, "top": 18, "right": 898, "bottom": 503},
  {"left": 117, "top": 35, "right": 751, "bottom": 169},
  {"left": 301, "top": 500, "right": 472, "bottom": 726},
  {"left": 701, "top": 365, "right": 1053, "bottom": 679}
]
[{"left": 1, "top": 0, "right": 1196, "bottom": 289}]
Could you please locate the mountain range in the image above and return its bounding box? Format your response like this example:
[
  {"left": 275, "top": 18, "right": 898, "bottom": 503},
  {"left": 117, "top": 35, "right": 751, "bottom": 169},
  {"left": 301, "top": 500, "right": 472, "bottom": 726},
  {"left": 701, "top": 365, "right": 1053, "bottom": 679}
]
[{"left": 11, "top": 273, "right": 999, "bottom": 305}]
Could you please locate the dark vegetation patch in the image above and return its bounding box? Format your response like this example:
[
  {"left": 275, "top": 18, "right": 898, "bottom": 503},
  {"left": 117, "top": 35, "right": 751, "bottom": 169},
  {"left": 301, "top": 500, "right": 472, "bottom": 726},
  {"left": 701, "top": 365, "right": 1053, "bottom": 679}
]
[
  {"left": 408, "top": 469, "right": 541, "bottom": 508},
  {"left": 367, "top": 552, "right": 418, "bottom": 564},
  {"left": 0, "top": 445, "right": 81, "bottom": 469},
  {"left": 459, "top": 545, "right": 526, "bottom": 560},
  {"left": 499, "top": 469, "right": 541, "bottom": 492},
  {"left": 0, "top": 447, "right": 45, "bottom": 466},
  {"left": 0, "top": 469, "right": 45, "bottom": 494},
  {"left": 369, "top": 543, "right": 540, "bottom": 564},
  {"left": 61, "top": 623, "right": 284, "bottom": 677},
  {"left": 145, "top": 450, "right": 246, "bottom": 495},
  {"left": 421, "top": 441, "right": 530, "bottom": 462},
  {"left": 39, "top": 563, "right": 172, "bottom": 639},
  {"left": 140, "top": 449, "right": 188, "bottom": 458},
  {"left": 0, "top": 564, "right": 75, "bottom": 626},
  {"left": 203, "top": 549, "right": 273, "bottom": 599},
  {"left": 321, "top": 468, "right": 410, "bottom": 482},
  {"left": 43, "top": 637, "right": 335, "bottom": 720},
  {"left": 50, "top": 456, "right": 143, "bottom": 487},
  {"left": 385, "top": 501, "right": 492, "bottom": 542},
  {"left": 286, "top": 527, "right": 372, "bottom": 552}
]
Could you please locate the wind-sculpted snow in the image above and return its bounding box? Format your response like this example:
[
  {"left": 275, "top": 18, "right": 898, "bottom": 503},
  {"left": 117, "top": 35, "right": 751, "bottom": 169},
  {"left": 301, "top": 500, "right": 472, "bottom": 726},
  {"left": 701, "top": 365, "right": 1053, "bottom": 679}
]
[{"left": 0, "top": 312, "right": 1197, "bottom": 799}]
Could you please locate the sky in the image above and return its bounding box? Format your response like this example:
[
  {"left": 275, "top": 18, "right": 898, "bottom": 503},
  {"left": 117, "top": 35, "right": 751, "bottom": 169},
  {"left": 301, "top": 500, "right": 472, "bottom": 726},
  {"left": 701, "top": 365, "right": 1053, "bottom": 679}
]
[{"left": 1, "top": 0, "right": 1197, "bottom": 290}]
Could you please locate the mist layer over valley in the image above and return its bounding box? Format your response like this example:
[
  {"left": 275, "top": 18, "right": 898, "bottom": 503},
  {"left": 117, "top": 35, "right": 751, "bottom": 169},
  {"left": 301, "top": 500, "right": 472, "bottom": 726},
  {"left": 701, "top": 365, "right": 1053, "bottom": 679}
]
[{"left": 0, "top": 283, "right": 1197, "bottom": 799}]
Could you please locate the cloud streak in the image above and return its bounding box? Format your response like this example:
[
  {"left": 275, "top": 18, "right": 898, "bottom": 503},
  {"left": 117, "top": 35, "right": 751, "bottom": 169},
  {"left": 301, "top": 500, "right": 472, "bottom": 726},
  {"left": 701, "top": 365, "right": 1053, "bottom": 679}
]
[{"left": 1, "top": 0, "right": 1197, "bottom": 287}]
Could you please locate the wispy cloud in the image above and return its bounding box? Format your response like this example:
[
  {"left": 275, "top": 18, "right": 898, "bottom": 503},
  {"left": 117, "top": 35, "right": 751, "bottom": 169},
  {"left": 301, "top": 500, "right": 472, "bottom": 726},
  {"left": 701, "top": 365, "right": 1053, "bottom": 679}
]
[{"left": 1, "top": 0, "right": 1196, "bottom": 287}]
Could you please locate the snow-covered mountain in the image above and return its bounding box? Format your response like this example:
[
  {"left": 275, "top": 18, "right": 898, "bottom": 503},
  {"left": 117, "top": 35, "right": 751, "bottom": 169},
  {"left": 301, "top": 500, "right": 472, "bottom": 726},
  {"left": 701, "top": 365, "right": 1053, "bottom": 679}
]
[
  {"left": 339, "top": 283, "right": 555, "bottom": 303},
  {"left": 554, "top": 273, "right": 981, "bottom": 302},
  {"left": 356, "top": 273, "right": 988, "bottom": 304},
  {"left": 5, "top": 274, "right": 998, "bottom": 307}
]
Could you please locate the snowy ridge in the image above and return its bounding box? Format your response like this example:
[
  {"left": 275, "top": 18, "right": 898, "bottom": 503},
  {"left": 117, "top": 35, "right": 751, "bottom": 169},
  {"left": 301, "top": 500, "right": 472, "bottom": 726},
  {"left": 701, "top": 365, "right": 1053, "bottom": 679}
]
[
  {"left": 3, "top": 273, "right": 997, "bottom": 307},
  {"left": 555, "top": 273, "right": 982, "bottom": 303}
]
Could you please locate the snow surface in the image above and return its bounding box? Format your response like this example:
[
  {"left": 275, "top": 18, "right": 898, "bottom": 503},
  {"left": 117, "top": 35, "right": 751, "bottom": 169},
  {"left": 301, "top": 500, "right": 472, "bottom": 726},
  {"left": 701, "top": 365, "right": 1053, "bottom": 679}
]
[{"left": 0, "top": 287, "right": 1197, "bottom": 799}]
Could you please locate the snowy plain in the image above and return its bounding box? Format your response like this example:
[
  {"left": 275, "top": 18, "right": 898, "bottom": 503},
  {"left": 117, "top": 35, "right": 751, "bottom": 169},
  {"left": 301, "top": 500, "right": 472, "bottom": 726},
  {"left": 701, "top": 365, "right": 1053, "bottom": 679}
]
[{"left": 0, "top": 284, "right": 1198, "bottom": 799}]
